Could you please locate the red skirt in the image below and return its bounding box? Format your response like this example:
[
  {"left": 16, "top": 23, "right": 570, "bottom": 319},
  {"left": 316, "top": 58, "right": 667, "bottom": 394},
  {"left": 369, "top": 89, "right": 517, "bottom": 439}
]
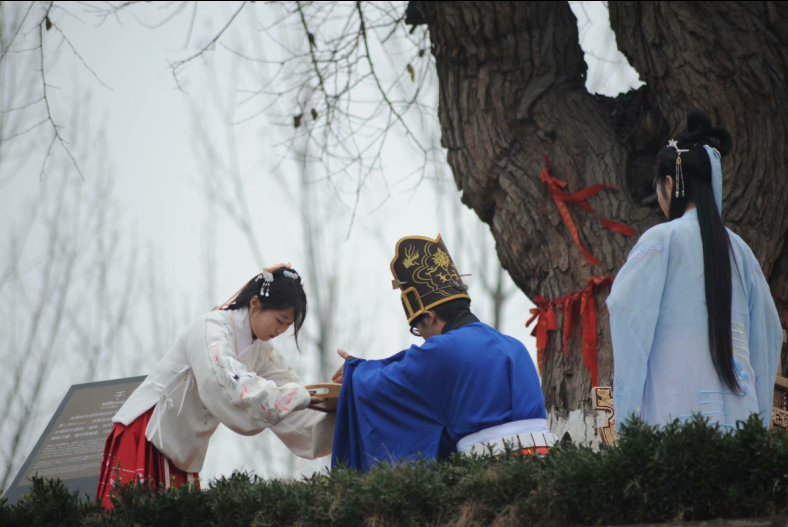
[{"left": 96, "top": 406, "right": 199, "bottom": 509}]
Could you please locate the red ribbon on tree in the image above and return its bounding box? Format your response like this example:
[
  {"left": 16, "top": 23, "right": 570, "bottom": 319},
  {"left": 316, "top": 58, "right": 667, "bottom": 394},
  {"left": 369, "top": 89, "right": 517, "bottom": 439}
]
[
  {"left": 579, "top": 277, "right": 613, "bottom": 387},
  {"left": 541, "top": 157, "right": 635, "bottom": 266},
  {"left": 526, "top": 295, "right": 558, "bottom": 373},
  {"left": 529, "top": 277, "right": 614, "bottom": 387},
  {"left": 774, "top": 293, "right": 788, "bottom": 328}
]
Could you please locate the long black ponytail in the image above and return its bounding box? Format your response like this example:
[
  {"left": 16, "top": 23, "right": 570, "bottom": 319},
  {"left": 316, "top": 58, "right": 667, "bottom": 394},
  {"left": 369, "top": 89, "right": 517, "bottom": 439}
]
[{"left": 654, "top": 109, "right": 737, "bottom": 391}]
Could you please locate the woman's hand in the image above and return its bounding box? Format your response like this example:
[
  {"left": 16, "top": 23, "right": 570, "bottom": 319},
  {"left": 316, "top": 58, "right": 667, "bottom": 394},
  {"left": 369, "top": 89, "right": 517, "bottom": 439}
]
[
  {"left": 332, "top": 349, "right": 351, "bottom": 384},
  {"left": 264, "top": 262, "right": 292, "bottom": 273},
  {"left": 306, "top": 395, "right": 331, "bottom": 413}
]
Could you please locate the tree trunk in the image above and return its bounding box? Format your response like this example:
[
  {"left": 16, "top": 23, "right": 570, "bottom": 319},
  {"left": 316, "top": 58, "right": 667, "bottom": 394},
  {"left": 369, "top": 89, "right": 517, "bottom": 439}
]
[{"left": 414, "top": 1, "right": 788, "bottom": 441}]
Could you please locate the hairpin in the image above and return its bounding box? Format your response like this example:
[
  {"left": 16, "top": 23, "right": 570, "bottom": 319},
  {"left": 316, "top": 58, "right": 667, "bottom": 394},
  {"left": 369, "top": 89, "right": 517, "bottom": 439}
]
[
  {"left": 667, "top": 140, "right": 689, "bottom": 198},
  {"left": 283, "top": 270, "right": 300, "bottom": 280},
  {"left": 255, "top": 270, "right": 274, "bottom": 297}
]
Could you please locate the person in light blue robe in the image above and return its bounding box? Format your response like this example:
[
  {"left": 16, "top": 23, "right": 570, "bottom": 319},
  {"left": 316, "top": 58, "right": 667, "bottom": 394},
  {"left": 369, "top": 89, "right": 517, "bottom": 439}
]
[
  {"left": 330, "top": 235, "right": 551, "bottom": 472},
  {"left": 608, "top": 109, "right": 783, "bottom": 432}
]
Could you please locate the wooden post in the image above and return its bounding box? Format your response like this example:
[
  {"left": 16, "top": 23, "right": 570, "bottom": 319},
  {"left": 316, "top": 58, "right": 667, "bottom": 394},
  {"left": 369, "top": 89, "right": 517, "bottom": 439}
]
[{"left": 592, "top": 386, "right": 617, "bottom": 446}]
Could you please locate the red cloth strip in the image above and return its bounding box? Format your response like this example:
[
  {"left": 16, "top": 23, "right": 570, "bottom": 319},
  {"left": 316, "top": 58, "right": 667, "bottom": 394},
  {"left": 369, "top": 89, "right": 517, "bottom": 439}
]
[
  {"left": 541, "top": 158, "right": 634, "bottom": 266},
  {"left": 526, "top": 295, "right": 558, "bottom": 372},
  {"left": 528, "top": 277, "right": 614, "bottom": 387},
  {"left": 579, "top": 277, "right": 614, "bottom": 387}
]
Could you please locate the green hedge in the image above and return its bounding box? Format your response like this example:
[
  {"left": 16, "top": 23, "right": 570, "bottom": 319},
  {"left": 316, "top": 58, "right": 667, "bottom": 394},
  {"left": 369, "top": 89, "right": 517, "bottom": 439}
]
[{"left": 3, "top": 416, "right": 788, "bottom": 527}]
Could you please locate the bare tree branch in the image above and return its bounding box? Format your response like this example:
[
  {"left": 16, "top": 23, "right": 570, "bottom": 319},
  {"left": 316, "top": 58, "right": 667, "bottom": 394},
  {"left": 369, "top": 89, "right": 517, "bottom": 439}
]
[
  {"left": 1, "top": 95, "right": 45, "bottom": 114},
  {"left": 0, "top": 1, "right": 35, "bottom": 64},
  {"left": 37, "top": 3, "right": 84, "bottom": 180},
  {"left": 0, "top": 116, "right": 48, "bottom": 141},
  {"left": 183, "top": 0, "right": 198, "bottom": 49},
  {"left": 49, "top": 20, "right": 113, "bottom": 90},
  {"left": 356, "top": 1, "right": 424, "bottom": 153},
  {"left": 170, "top": 1, "right": 248, "bottom": 87}
]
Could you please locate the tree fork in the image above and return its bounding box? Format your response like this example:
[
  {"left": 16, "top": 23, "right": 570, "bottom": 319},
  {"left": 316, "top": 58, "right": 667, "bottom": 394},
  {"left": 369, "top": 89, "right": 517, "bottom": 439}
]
[{"left": 410, "top": 0, "right": 788, "bottom": 433}]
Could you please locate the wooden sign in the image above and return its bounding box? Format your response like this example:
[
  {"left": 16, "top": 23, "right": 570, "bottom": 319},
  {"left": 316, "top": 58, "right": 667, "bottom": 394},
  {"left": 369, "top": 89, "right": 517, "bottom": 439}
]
[
  {"left": 592, "top": 386, "right": 617, "bottom": 446},
  {"left": 2, "top": 376, "right": 145, "bottom": 504},
  {"left": 771, "top": 375, "right": 788, "bottom": 432}
]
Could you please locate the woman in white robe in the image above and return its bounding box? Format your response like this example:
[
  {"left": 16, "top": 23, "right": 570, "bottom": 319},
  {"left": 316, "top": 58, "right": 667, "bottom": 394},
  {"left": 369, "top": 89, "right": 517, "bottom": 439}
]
[
  {"left": 97, "top": 265, "right": 333, "bottom": 508},
  {"left": 608, "top": 109, "right": 783, "bottom": 432}
]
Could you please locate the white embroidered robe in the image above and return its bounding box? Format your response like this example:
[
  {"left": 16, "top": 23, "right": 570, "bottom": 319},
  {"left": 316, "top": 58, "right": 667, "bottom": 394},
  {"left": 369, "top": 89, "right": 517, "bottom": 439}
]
[{"left": 113, "top": 308, "right": 334, "bottom": 473}]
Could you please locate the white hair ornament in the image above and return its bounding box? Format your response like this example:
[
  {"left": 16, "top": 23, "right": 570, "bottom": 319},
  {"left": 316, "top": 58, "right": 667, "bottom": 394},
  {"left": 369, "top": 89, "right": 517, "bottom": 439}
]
[
  {"left": 255, "top": 270, "right": 274, "bottom": 297},
  {"left": 667, "top": 139, "right": 689, "bottom": 198}
]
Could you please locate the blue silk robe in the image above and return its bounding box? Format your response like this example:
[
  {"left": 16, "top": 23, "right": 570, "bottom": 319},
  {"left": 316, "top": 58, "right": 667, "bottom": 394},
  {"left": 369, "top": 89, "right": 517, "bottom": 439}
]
[
  {"left": 608, "top": 208, "right": 783, "bottom": 431},
  {"left": 331, "top": 322, "right": 545, "bottom": 472}
]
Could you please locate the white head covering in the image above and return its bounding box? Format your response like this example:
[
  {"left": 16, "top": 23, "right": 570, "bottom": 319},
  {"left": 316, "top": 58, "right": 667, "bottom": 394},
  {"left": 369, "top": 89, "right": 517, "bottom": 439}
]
[{"left": 703, "top": 145, "right": 723, "bottom": 214}]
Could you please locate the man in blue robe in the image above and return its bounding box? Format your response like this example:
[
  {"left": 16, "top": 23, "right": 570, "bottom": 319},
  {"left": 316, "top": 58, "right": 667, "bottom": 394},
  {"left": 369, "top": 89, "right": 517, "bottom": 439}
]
[{"left": 331, "top": 234, "right": 552, "bottom": 472}]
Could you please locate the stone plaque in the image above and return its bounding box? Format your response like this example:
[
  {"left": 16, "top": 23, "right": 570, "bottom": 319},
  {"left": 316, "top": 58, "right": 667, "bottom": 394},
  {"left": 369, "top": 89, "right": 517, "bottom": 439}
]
[{"left": 2, "top": 376, "right": 145, "bottom": 504}]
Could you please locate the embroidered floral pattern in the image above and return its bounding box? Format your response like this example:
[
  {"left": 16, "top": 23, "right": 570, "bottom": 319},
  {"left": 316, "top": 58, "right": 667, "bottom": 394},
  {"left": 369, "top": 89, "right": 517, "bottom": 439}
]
[
  {"left": 206, "top": 317, "right": 279, "bottom": 424},
  {"left": 204, "top": 315, "right": 307, "bottom": 427},
  {"left": 627, "top": 243, "right": 663, "bottom": 268}
]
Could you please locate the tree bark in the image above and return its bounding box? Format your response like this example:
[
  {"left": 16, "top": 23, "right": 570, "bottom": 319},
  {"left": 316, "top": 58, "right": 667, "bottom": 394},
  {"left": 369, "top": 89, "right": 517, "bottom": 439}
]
[{"left": 415, "top": 1, "right": 788, "bottom": 425}]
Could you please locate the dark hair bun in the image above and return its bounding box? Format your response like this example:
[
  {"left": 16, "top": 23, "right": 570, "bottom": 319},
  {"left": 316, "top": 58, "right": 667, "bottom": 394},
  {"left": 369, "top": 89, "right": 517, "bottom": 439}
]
[{"left": 677, "top": 108, "right": 733, "bottom": 157}]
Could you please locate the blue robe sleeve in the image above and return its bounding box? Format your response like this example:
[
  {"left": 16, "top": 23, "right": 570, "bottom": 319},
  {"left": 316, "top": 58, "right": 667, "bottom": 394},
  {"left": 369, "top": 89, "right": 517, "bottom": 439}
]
[
  {"left": 607, "top": 227, "right": 670, "bottom": 431},
  {"left": 331, "top": 341, "right": 454, "bottom": 472},
  {"left": 745, "top": 255, "right": 784, "bottom": 426}
]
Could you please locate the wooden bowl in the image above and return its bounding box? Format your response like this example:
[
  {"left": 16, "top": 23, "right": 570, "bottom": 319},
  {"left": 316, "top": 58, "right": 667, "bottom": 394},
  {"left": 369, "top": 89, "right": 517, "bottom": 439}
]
[{"left": 304, "top": 383, "right": 342, "bottom": 413}]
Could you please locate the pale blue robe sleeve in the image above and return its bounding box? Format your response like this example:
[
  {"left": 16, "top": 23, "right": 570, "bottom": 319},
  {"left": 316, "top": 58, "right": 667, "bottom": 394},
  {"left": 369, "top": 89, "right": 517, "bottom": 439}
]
[
  {"left": 744, "top": 254, "right": 784, "bottom": 427},
  {"left": 606, "top": 227, "right": 670, "bottom": 431}
]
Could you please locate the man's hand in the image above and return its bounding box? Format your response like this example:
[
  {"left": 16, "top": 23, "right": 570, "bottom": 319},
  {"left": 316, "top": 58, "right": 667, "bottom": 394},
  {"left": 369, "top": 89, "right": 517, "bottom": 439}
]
[{"left": 332, "top": 349, "right": 351, "bottom": 384}]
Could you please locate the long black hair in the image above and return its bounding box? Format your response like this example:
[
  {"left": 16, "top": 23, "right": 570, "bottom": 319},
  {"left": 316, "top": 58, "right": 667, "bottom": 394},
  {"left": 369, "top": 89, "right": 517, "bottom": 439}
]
[
  {"left": 224, "top": 267, "right": 308, "bottom": 349},
  {"left": 654, "top": 109, "right": 737, "bottom": 391}
]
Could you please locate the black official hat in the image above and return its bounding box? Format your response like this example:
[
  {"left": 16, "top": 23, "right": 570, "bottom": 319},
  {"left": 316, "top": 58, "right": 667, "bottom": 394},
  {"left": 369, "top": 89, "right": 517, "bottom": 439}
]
[{"left": 390, "top": 234, "right": 470, "bottom": 324}]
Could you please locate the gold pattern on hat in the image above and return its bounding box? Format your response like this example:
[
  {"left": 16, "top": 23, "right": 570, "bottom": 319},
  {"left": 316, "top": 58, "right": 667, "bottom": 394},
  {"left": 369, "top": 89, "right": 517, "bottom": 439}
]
[
  {"left": 402, "top": 246, "right": 419, "bottom": 269},
  {"left": 390, "top": 234, "right": 470, "bottom": 324}
]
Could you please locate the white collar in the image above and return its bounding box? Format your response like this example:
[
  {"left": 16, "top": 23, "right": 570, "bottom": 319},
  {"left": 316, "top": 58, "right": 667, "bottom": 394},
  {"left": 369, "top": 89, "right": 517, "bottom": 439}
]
[
  {"left": 230, "top": 308, "right": 256, "bottom": 358},
  {"left": 682, "top": 207, "right": 699, "bottom": 220}
]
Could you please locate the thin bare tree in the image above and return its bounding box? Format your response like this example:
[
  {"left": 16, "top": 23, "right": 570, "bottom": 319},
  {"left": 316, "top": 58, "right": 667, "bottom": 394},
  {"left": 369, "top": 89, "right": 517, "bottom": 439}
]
[
  {"left": 0, "top": 126, "right": 160, "bottom": 491},
  {"left": 0, "top": 4, "right": 170, "bottom": 486}
]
